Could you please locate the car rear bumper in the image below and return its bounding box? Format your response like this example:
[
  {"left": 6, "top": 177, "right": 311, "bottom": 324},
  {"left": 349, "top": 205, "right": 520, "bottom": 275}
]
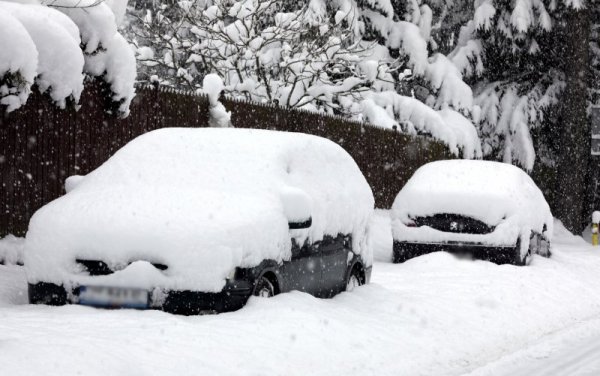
[
  {"left": 393, "top": 241, "right": 518, "bottom": 265},
  {"left": 28, "top": 282, "right": 253, "bottom": 315}
]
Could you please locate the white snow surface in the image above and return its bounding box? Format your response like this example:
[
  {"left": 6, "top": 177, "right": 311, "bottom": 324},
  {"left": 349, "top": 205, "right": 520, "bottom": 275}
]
[
  {"left": 3, "top": 223, "right": 600, "bottom": 375},
  {"left": 25, "top": 128, "right": 374, "bottom": 292},
  {"left": 391, "top": 160, "right": 553, "bottom": 249}
]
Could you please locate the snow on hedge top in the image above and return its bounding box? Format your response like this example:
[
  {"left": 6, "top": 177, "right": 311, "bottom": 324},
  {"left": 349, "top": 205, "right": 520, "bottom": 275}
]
[
  {"left": 0, "top": 0, "right": 135, "bottom": 114},
  {"left": 391, "top": 160, "right": 552, "bottom": 236},
  {"left": 0, "top": 11, "right": 37, "bottom": 112},
  {"left": 0, "top": 2, "right": 85, "bottom": 108},
  {"left": 25, "top": 128, "right": 374, "bottom": 292}
]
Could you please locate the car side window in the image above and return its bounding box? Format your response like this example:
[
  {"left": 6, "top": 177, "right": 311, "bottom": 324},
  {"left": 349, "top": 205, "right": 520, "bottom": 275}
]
[
  {"left": 317, "top": 234, "right": 345, "bottom": 253},
  {"left": 291, "top": 239, "right": 316, "bottom": 258}
]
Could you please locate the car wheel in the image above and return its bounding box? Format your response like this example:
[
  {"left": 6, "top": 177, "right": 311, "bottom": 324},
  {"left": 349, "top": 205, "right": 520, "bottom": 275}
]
[
  {"left": 253, "top": 275, "right": 276, "bottom": 298},
  {"left": 346, "top": 268, "right": 363, "bottom": 292},
  {"left": 514, "top": 237, "right": 532, "bottom": 266}
]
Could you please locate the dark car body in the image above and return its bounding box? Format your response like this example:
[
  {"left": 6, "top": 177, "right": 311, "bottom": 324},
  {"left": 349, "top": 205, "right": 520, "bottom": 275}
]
[{"left": 29, "top": 233, "right": 372, "bottom": 314}]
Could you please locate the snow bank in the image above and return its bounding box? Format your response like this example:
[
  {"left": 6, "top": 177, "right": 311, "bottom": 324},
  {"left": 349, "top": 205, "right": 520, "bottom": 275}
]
[
  {"left": 203, "top": 74, "right": 231, "bottom": 127},
  {"left": 392, "top": 160, "right": 553, "bottom": 251},
  {"left": 370, "top": 209, "right": 393, "bottom": 262},
  {"left": 84, "top": 33, "right": 136, "bottom": 116},
  {"left": 25, "top": 128, "right": 374, "bottom": 292},
  {"left": 0, "top": 235, "right": 25, "bottom": 266},
  {"left": 362, "top": 92, "right": 482, "bottom": 158}
]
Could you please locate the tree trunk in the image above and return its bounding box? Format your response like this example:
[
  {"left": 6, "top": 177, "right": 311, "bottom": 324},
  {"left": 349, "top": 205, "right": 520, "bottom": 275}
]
[{"left": 554, "top": 8, "right": 590, "bottom": 234}]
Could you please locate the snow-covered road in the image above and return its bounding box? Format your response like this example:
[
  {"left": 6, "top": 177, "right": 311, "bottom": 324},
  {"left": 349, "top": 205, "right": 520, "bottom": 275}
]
[
  {"left": 2, "top": 224, "right": 600, "bottom": 375},
  {"left": 467, "top": 315, "right": 600, "bottom": 376}
]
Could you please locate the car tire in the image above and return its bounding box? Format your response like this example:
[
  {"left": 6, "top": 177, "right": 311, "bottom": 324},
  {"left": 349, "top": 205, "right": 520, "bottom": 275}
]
[
  {"left": 253, "top": 275, "right": 276, "bottom": 298},
  {"left": 346, "top": 267, "right": 363, "bottom": 292},
  {"left": 514, "top": 237, "right": 532, "bottom": 266}
]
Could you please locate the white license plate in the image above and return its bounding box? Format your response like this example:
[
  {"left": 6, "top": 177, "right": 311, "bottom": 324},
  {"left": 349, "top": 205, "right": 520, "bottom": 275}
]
[{"left": 78, "top": 286, "right": 149, "bottom": 309}]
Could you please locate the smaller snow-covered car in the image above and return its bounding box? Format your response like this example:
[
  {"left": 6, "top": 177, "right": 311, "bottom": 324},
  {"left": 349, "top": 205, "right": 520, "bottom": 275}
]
[
  {"left": 25, "top": 128, "right": 374, "bottom": 314},
  {"left": 391, "top": 160, "right": 552, "bottom": 265}
]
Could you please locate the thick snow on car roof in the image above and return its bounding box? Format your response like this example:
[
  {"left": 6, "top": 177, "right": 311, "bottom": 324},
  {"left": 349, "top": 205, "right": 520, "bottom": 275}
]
[
  {"left": 25, "top": 128, "right": 374, "bottom": 292},
  {"left": 391, "top": 160, "right": 552, "bottom": 233}
]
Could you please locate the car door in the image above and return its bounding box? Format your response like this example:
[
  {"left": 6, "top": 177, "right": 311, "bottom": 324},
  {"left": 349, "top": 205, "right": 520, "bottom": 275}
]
[
  {"left": 318, "top": 234, "right": 350, "bottom": 298},
  {"left": 279, "top": 239, "right": 323, "bottom": 296}
]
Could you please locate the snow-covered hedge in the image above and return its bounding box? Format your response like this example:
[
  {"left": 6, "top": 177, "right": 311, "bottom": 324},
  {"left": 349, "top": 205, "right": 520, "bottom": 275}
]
[
  {"left": 129, "top": 0, "right": 482, "bottom": 157},
  {"left": 0, "top": 0, "right": 136, "bottom": 116}
]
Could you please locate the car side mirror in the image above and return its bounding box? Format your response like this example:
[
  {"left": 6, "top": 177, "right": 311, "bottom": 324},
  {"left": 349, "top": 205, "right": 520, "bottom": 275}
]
[
  {"left": 65, "top": 175, "right": 85, "bottom": 193},
  {"left": 280, "top": 186, "right": 312, "bottom": 230}
]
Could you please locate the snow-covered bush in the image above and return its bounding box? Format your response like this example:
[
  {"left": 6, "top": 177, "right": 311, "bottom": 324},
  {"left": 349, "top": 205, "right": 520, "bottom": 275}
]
[
  {"left": 450, "top": 0, "right": 591, "bottom": 170},
  {"left": 0, "top": 12, "right": 37, "bottom": 112},
  {"left": 0, "top": 0, "right": 136, "bottom": 115},
  {"left": 127, "top": 0, "right": 482, "bottom": 157}
]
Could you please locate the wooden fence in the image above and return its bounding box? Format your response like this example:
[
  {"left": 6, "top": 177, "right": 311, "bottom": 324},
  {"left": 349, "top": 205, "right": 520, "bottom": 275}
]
[{"left": 0, "top": 80, "right": 449, "bottom": 236}]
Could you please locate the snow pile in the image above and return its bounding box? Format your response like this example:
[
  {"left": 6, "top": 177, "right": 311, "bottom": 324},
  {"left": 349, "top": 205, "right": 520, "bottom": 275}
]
[
  {"left": 391, "top": 160, "right": 553, "bottom": 252},
  {"left": 0, "top": 0, "right": 135, "bottom": 115},
  {"left": 370, "top": 209, "right": 393, "bottom": 262},
  {"left": 25, "top": 128, "right": 374, "bottom": 292},
  {"left": 0, "top": 235, "right": 25, "bottom": 266},
  {"left": 203, "top": 74, "right": 231, "bottom": 128}
]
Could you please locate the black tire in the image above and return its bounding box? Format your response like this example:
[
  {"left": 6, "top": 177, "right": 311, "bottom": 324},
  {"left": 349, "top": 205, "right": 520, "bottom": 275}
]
[
  {"left": 346, "top": 267, "right": 364, "bottom": 292},
  {"left": 253, "top": 275, "right": 276, "bottom": 298},
  {"left": 514, "top": 237, "right": 532, "bottom": 266}
]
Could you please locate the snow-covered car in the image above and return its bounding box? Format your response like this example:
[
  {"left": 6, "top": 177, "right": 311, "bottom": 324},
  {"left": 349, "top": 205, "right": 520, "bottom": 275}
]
[
  {"left": 25, "top": 128, "right": 374, "bottom": 314},
  {"left": 391, "top": 160, "right": 552, "bottom": 265}
]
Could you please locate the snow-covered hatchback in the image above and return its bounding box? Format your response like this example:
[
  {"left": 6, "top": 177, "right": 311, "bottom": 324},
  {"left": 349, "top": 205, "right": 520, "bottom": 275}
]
[
  {"left": 391, "top": 160, "right": 552, "bottom": 265},
  {"left": 25, "top": 128, "right": 374, "bottom": 314}
]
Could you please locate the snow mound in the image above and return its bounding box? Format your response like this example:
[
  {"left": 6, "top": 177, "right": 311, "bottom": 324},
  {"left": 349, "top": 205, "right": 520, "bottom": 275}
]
[
  {"left": 370, "top": 209, "right": 393, "bottom": 262},
  {"left": 25, "top": 128, "right": 374, "bottom": 292},
  {"left": 0, "top": 235, "right": 25, "bottom": 266},
  {"left": 392, "top": 160, "right": 553, "bottom": 248}
]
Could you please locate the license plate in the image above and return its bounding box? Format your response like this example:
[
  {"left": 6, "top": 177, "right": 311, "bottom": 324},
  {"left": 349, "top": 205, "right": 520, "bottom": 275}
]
[{"left": 78, "top": 285, "right": 149, "bottom": 309}]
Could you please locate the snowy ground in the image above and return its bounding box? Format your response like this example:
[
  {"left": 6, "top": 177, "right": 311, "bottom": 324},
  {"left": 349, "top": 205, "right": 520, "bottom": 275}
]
[{"left": 2, "top": 223, "right": 600, "bottom": 375}]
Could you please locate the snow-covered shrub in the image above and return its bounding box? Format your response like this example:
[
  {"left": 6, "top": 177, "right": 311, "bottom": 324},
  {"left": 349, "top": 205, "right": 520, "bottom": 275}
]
[
  {"left": 127, "top": 0, "right": 482, "bottom": 156},
  {"left": 0, "top": 12, "right": 37, "bottom": 112},
  {"left": 0, "top": 0, "right": 136, "bottom": 115},
  {"left": 450, "top": 0, "right": 591, "bottom": 170}
]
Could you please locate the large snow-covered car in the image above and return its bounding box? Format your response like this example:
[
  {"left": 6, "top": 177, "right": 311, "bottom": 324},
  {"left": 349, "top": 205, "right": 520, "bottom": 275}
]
[
  {"left": 391, "top": 160, "right": 552, "bottom": 265},
  {"left": 25, "top": 128, "right": 374, "bottom": 314}
]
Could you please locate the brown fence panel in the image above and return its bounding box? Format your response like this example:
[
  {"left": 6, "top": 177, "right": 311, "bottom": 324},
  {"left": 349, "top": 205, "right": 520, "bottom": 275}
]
[{"left": 1, "top": 80, "right": 449, "bottom": 236}]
